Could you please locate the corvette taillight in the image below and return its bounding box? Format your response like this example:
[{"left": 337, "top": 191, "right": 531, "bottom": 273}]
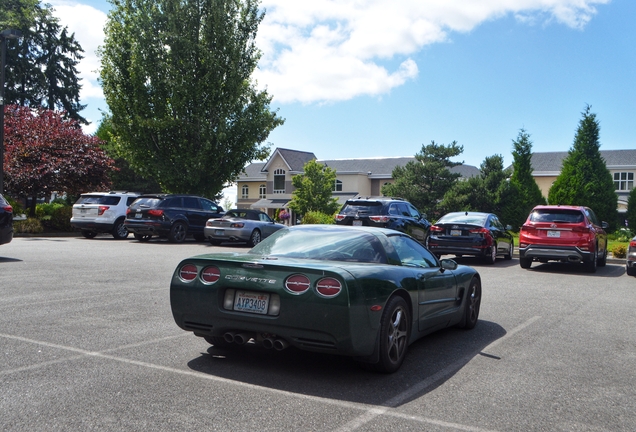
[
  {"left": 178, "top": 264, "right": 198, "bottom": 282},
  {"left": 201, "top": 266, "right": 221, "bottom": 284},
  {"left": 98, "top": 206, "right": 109, "bottom": 215},
  {"left": 316, "top": 277, "right": 342, "bottom": 297},
  {"left": 285, "top": 274, "right": 311, "bottom": 294}
]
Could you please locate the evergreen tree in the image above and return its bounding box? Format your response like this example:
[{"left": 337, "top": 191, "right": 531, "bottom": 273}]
[
  {"left": 1, "top": 0, "right": 87, "bottom": 123},
  {"left": 509, "top": 129, "right": 546, "bottom": 228},
  {"left": 99, "top": 0, "right": 283, "bottom": 197},
  {"left": 548, "top": 106, "right": 617, "bottom": 229},
  {"left": 626, "top": 188, "right": 636, "bottom": 233},
  {"left": 382, "top": 141, "right": 463, "bottom": 219}
]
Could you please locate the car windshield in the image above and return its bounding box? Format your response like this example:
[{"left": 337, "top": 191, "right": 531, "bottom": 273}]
[
  {"left": 76, "top": 195, "right": 120, "bottom": 205},
  {"left": 339, "top": 202, "right": 383, "bottom": 216},
  {"left": 129, "top": 197, "right": 162, "bottom": 209},
  {"left": 530, "top": 210, "right": 584, "bottom": 223},
  {"left": 248, "top": 227, "right": 388, "bottom": 263},
  {"left": 437, "top": 213, "right": 487, "bottom": 225}
]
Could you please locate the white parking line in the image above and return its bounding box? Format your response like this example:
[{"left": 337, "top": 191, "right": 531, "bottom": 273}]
[{"left": 0, "top": 315, "right": 541, "bottom": 431}]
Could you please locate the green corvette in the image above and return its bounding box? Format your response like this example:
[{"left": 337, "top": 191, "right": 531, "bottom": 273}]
[{"left": 170, "top": 224, "right": 482, "bottom": 373}]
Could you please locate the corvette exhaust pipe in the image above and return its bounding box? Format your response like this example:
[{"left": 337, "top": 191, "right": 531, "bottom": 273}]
[
  {"left": 223, "top": 332, "right": 236, "bottom": 343},
  {"left": 262, "top": 337, "right": 275, "bottom": 349},
  {"left": 233, "top": 333, "right": 253, "bottom": 345},
  {"left": 273, "top": 338, "right": 289, "bottom": 351}
]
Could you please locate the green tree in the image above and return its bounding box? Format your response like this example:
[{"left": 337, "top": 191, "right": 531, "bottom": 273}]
[
  {"left": 95, "top": 116, "right": 162, "bottom": 193},
  {"left": 382, "top": 141, "right": 463, "bottom": 219},
  {"left": 509, "top": 129, "right": 546, "bottom": 228},
  {"left": 99, "top": 0, "right": 283, "bottom": 198},
  {"left": 1, "top": 0, "right": 87, "bottom": 123},
  {"left": 548, "top": 106, "right": 617, "bottom": 229},
  {"left": 288, "top": 160, "right": 340, "bottom": 217},
  {"left": 626, "top": 188, "right": 636, "bottom": 233}
]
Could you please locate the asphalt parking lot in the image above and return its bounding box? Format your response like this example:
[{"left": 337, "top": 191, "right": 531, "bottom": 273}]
[{"left": 1, "top": 236, "right": 635, "bottom": 431}]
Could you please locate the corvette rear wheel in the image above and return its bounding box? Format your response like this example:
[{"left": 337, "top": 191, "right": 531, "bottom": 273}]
[{"left": 374, "top": 296, "right": 410, "bottom": 373}]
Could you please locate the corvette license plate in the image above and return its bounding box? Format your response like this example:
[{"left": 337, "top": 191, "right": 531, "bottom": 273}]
[
  {"left": 547, "top": 230, "right": 560, "bottom": 237},
  {"left": 234, "top": 291, "right": 270, "bottom": 315}
]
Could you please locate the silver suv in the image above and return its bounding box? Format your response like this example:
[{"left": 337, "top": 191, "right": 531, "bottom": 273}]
[{"left": 70, "top": 191, "right": 141, "bottom": 239}]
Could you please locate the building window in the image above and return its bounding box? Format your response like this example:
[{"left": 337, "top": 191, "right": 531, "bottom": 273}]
[
  {"left": 614, "top": 172, "right": 634, "bottom": 191},
  {"left": 241, "top": 185, "right": 249, "bottom": 199},
  {"left": 274, "top": 169, "right": 286, "bottom": 194},
  {"left": 259, "top": 184, "right": 266, "bottom": 199},
  {"left": 333, "top": 179, "right": 342, "bottom": 192}
]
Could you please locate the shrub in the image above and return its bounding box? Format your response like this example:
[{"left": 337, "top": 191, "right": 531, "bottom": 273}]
[
  {"left": 4, "top": 196, "right": 25, "bottom": 216},
  {"left": 49, "top": 206, "right": 74, "bottom": 231},
  {"left": 301, "top": 211, "right": 336, "bottom": 225},
  {"left": 612, "top": 244, "right": 627, "bottom": 259},
  {"left": 13, "top": 218, "right": 44, "bottom": 233}
]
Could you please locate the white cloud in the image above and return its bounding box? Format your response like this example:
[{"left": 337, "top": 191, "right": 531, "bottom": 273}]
[{"left": 46, "top": 0, "right": 608, "bottom": 108}]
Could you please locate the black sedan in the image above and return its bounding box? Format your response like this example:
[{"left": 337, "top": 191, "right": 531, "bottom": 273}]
[
  {"left": 0, "top": 194, "right": 14, "bottom": 246},
  {"left": 426, "top": 212, "right": 514, "bottom": 264},
  {"left": 170, "top": 225, "right": 482, "bottom": 373}
]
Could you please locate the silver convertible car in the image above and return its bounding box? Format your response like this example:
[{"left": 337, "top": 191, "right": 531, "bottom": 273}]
[{"left": 205, "top": 209, "right": 286, "bottom": 247}]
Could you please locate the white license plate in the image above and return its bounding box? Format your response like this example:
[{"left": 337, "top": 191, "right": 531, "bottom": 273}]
[
  {"left": 135, "top": 213, "right": 142, "bottom": 219},
  {"left": 80, "top": 209, "right": 88, "bottom": 214},
  {"left": 234, "top": 291, "right": 270, "bottom": 315},
  {"left": 450, "top": 229, "right": 461, "bottom": 236},
  {"left": 352, "top": 220, "right": 362, "bottom": 226},
  {"left": 547, "top": 230, "right": 560, "bottom": 237},
  {"left": 215, "top": 229, "right": 224, "bottom": 236}
]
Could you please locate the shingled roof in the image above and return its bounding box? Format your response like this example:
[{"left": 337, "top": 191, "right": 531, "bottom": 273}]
[{"left": 531, "top": 149, "right": 636, "bottom": 174}]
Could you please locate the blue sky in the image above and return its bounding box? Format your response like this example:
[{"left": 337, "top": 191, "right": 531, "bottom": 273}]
[{"left": 48, "top": 0, "right": 634, "bottom": 173}]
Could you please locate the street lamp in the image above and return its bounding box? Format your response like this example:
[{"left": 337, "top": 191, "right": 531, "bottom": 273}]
[{"left": 1, "top": 29, "right": 23, "bottom": 194}]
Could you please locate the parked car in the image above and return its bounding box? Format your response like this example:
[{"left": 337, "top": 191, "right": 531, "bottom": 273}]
[
  {"left": 204, "top": 209, "right": 286, "bottom": 247},
  {"left": 335, "top": 196, "right": 430, "bottom": 245},
  {"left": 518, "top": 205, "right": 608, "bottom": 272},
  {"left": 626, "top": 236, "right": 636, "bottom": 276},
  {"left": 70, "top": 191, "right": 141, "bottom": 239},
  {"left": 170, "top": 224, "right": 481, "bottom": 373},
  {"left": 0, "top": 194, "right": 14, "bottom": 246},
  {"left": 125, "top": 194, "right": 224, "bottom": 243},
  {"left": 426, "top": 212, "right": 514, "bottom": 264}
]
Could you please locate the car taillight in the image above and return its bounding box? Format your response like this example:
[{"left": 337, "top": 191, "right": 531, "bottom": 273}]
[
  {"left": 630, "top": 240, "right": 636, "bottom": 248},
  {"left": 230, "top": 222, "right": 245, "bottom": 228},
  {"left": 469, "top": 228, "right": 489, "bottom": 236},
  {"left": 285, "top": 274, "right": 311, "bottom": 294},
  {"left": 2, "top": 205, "right": 12, "bottom": 213},
  {"left": 571, "top": 226, "right": 590, "bottom": 233},
  {"left": 126, "top": 208, "right": 132, "bottom": 215},
  {"left": 335, "top": 214, "right": 346, "bottom": 222},
  {"left": 178, "top": 264, "right": 198, "bottom": 282},
  {"left": 148, "top": 209, "right": 164, "bottom": 217},
  {"left": 429, "top": 225, "right": 443, "bottom": 232},
  {"left": 201, "top": 266, "right": 221, "bottom": 284},
  {"left": 369, "top": 215, "right": 390, "bottom": 223},
  {"left": 98, "top": 206, "right": 109, "bottom": 215},
  {"left": 316, "top": 277, "right": 342, "bottom": 297}
]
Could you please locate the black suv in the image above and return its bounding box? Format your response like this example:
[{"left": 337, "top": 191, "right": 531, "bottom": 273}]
[
  {"left": 125, "top": 194, "right": 224, "bottom": 243},
  {"left": 335, "top": 197, "right": 430, "bottom": 245},
  {"left": 0, "top": 194, "right": 13, "bottom": 246}
]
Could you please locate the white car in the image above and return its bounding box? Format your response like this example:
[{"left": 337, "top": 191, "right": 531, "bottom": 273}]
[{"left": 70, "top": 191, "right": 140, "bottom": 239}]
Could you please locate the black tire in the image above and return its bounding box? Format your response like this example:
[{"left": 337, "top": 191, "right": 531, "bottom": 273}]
[
  {"left": 519, "top": 257, "right": 532, "bottom": 269},
  {"left": 627, "top": 265, "right": 636, "bottom": 276},
  {"left": 460, "top": 277, "right": 482, "bottom": 330},
  {"left": 111, "top": 219, "right": 129, "bottom": 240},
  {"left": 373, "top": 296, "right": 410, "bottom": 374},
  {"left": 204, "top": 335, "right": 233, "bottom": 348},
  {"left": 484, "top": 243, "right": 497, "bottom": 265},
  {"left": 168, "top": 221, "right": 188, "bottom": 243},
  {"left": 134, "top": 233, "right": 152, "bottom": 242},
  {"left": 248, "top": 229, "right": 262, "bottom": 247},
  {"left": 585, "top": 247, "right": 598, "bottom": 273},
  {"left": 81, "top": 230, "right": 97, "bottom": 239},
  {"left": 504, "top": 241, "right": 514, "bottom": 260},
  {"left": 597, "top": 247, "right": 607, "bottom": 267}
]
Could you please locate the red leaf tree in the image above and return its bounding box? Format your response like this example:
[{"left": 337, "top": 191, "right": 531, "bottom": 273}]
[{"left": 3, "top": 105, "right": 115, "bottom": 215}]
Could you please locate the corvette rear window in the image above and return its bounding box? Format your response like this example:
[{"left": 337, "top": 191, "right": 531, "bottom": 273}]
[{"left": 530, "top": 210, "right": 584, "bottom": 223}]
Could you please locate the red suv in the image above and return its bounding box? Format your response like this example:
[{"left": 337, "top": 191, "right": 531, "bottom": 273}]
[{"left": 518, "top": 205, "right": 608, "bottom": 272}]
